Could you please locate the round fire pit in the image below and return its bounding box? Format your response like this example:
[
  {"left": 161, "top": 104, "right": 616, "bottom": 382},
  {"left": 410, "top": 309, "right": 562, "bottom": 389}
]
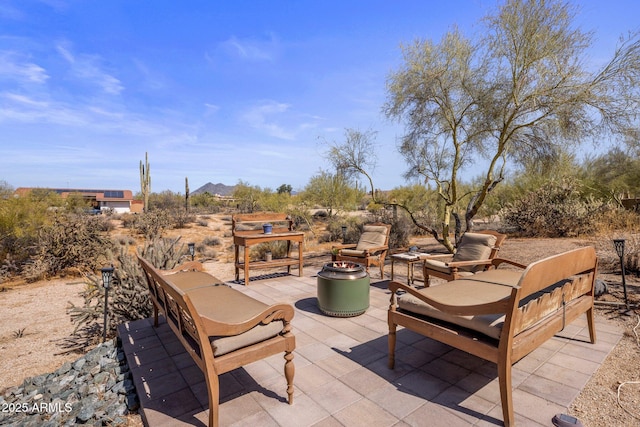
[{"left": 317, "top": 262, "right": 370, "bottom": 317}]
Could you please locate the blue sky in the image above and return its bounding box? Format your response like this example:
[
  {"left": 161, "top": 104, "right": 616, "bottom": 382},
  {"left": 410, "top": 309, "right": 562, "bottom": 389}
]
[{"left": 1, "top": 1, "right": 638, "bottom": 194}]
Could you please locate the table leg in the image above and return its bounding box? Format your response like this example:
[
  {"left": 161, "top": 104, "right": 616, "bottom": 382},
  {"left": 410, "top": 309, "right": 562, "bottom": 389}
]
[
  {"left": 244, "top": 245, "right": 250, "bottom": 285},
  {"left": 298, "top": 241, "right": 303, "bottom": 277},
  {"left": 234, "top": 244, "right": 240, "bottom": 281},
  {"left": 407, "top": 262, "right": 411, "bottom": 285},
  {"left": 391, "top": 259, "right": 395, "bottom": 281}
]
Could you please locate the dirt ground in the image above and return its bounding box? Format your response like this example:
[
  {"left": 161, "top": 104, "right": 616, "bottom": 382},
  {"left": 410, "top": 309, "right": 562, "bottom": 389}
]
[{"left": 0, "top": 214, "right": 638, "bottom": 426}]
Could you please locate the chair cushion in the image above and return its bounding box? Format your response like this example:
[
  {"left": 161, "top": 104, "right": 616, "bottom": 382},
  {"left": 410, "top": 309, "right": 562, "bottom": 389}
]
[
  {"left": 452, "top": 233, "right": 497, "bottom": 272},
  {"left": 397, "top": 270, "right": 523, "bottom": 339},
  {"left": 424, "top": 259, "right": 475, "bottom": 276},
  {"left": 340, "top": 249, "right": 367, "bottom": 257},
  {"left": 355, "top": 225, "right": 388, "bottom": 251}
]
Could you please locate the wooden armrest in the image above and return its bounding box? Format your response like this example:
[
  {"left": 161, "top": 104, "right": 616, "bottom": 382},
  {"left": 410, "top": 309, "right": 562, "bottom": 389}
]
[
  {"left": 444, "top": 259, "right": 493, "bottom": 268},
  {"left": 333, "top": 243, "right": 357, "bottom": 250},
  {"left": 199, "top": 303, "right": 295, "bottom": 336},
  {"left": 422, "top": 253, "right": 453, "bottom": 260},
  {"left": 361, "top": 245, "right": 388, "bottom": 255},
  {"left": 492, "top": 258, "right": 528, "bottom": 269}
]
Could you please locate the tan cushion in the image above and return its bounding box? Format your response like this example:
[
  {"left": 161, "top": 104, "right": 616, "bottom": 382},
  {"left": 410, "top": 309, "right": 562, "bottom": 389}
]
[
  {"left": 184, "top": 285, "right": 285, "bottom": 357},
  {"left": 340, "top": 249, "right": 367, "bottom": 257},
  {"left": 186, "top": 285, "right": 272, "bottom": 324},
  {"left": 397, "top": 270, "right": 523, "bottom": 339},
  {"left": 424, "top": 259, "right": 474, "bottom": 276},
  {"left": 452, "top": 233, "right": 497, "bottom": 272},
  {"left": 355, "top": 225, "right": 388, "bottom": 251},
  {"left": 211, "top": 321, "right": 284, "bottom": 356},
  {"left": 166, "top": 271, "right": 223, "bottom": 292}
]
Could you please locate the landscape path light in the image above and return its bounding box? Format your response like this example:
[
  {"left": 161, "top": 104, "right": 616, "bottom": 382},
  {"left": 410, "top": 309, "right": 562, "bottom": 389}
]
[
  {"left": 101, "top": 266, "right": 115, "bottom": 343},
  {"left": 188, "top": 242, "right": 195, "bottom": 261},
  {"left": 613, "top": 239, "right": 630, "bottom": 311},
  {"left": 341, "top": 225, "right": 347, "bottom": 243}
]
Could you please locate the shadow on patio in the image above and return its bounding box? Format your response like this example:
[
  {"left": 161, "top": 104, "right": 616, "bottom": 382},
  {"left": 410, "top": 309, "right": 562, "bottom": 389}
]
[{"left": 119, "top": 269, "right": 622, "bottom": 426}]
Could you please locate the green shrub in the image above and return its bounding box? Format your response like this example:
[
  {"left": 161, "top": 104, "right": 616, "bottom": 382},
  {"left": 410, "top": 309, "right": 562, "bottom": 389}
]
[{"left": 502, "top": 179, "right": 606, "bottom": 237}]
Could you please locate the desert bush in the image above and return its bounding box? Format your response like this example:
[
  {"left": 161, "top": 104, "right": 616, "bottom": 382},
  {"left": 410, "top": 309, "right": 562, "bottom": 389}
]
[
  {"left": 592, "top": 207, "right": 640, "bottom": 234},
  {"left": 251, "top": 240, "right": 290, "bottom": 260},
  {"left": 67, "top": 238, "right": 190, "bottom": 347},
  {"left": 323, "top": 216, "right": 366, "bottom": 244},
  {"left": 170, "top": 209, "right": 196, "bottom": 229},
  {"left": 26, "top": 212, "right": 114, "bottom": 281},
  {"left": 501, "top": 179, "right": 606, "bottom": 237},
  {"left": 370, "top": 208, "right": 415, "bottom": 249},
  {"left": 288, "top": 206, "right": 313, "bottom": 232},
  {"left": 197, "top": 218, "right": 209, "bottom": 227},
  {"left": 127, "top": 210, "right": 172, "bottom": 239},
  {"left": 202, "top": 236, "right": 222, "bottom": 246},
  {"left": 0, "top": 191, "right": 58, "bottom": 275},
  {"left": 138, "top": 236, "right": 192, "bottom": 269}
]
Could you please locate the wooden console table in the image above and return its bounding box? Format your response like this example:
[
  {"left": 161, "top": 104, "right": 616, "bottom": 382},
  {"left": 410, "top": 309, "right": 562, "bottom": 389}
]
[{"left": 232, "top": 213, "right": 304, "bottom": 285}]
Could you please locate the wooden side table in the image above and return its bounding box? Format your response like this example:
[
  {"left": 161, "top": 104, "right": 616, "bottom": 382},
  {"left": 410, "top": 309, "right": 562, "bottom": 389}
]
[{"left": 390, "top": 252, "right": 429, "bottom": 285}]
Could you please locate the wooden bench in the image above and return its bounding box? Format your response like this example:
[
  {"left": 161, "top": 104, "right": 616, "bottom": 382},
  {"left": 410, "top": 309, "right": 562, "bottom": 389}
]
[
  {"left": 137, "top": 255, "right": 296, "bottom": 427},
  {"left": 388, "top": 246, "right": 597, "bottom": 426},
  {"left": 232, "top": 212, "right": 305, "bottom": 284}
]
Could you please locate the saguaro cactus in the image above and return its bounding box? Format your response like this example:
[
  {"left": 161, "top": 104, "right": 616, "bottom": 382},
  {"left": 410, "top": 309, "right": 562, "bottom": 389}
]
[
  {"left": 140, "top": 152, "right": 151, "bottom": 213},
  {"left": 185, "top": 176, "right": 190, "bottom": 213}
]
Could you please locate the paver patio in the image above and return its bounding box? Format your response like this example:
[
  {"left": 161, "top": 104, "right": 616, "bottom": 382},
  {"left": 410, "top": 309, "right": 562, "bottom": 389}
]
[{"left": 118, "top": 267, "right": 622, "bottom": 426}]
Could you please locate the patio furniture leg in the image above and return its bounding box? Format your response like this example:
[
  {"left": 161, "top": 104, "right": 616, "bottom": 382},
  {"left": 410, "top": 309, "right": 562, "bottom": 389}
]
[
  {"left": 285, "top": 350, "right": 295, "bottom": 404},
  {"left": 498, "top": 359, "right": 514, "bottom": 427},
  {"left": 388, "top": 322, "right": 397, "bottom": 369}
]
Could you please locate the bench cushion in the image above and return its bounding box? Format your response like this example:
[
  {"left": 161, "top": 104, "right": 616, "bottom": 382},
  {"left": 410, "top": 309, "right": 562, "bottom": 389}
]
[
  {"left": 166, "top": 271, "right": 224, "bottom": 291},
  {"left": 211, "top": 321, "right": 284, "bottom": 356},
  {"left": 397, "top": 270, "right": 523, "bottom": 339},
  {"left": 183, "top": 284, "right": 284, "bottom": 356}
]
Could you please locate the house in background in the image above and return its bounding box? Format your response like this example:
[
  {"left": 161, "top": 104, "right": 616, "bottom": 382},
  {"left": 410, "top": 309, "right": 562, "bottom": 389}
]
[{"left": 15, "top": 188, "right": 141, "bottom": 214}]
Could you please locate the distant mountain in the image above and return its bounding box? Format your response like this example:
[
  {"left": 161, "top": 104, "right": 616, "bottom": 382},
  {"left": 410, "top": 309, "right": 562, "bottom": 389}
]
[{"left": 192, "top": 182, "right": 235, "bottom": 196}]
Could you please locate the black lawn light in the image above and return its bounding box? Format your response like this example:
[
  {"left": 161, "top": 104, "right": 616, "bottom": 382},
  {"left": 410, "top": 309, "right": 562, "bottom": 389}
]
[
  {"left": 101, "top": 266, "right": 115, "bottom": 343},
  {"left": 188, "top": 242, "right": 195, "bottom": 261},
  {"left": 341, "top": 225, "right": 348, "bottom": 243},
  {"left": 613, "top": 239, "right": 630, "bottom": 311}
]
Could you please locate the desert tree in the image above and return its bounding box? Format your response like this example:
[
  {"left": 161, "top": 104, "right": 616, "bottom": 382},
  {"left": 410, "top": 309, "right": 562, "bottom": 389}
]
[
  {"left": 301, "top": 170, "right": 362, "bottom": 217},
  {"left": 378, "top": 0, "right": 640, "bottom": 251},
  {"left": 277, "top": 184, "right": 293, "bottom": 195}
]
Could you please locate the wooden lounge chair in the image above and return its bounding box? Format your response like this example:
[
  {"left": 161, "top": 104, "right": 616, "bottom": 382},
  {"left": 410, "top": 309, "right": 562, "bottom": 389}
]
[
  {"left": 332, "top": 222, "right": 391, "bottom": 278},
  {"left": 388, "top": 246, "right": 597, "bottom": 426},
  {"left": 422, "top": 230, "right": 506, "bottom": 285}
]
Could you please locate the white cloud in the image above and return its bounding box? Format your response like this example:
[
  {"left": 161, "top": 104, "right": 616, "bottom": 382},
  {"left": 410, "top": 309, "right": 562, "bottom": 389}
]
[
  {"left": 56, "top": 42, "right": 124, "bottom": 95},
  {"left": 240, "top": 100, "right": 323, "bottom": 141},
  {"left": 241, "top": 101, "right": 295, "bottom": 140},
  {"left": 219, "top": 33, "right": 280, "bottom": 61},
  {"left": 0, "top": 51, "right": 49, "bottom": 83}
]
